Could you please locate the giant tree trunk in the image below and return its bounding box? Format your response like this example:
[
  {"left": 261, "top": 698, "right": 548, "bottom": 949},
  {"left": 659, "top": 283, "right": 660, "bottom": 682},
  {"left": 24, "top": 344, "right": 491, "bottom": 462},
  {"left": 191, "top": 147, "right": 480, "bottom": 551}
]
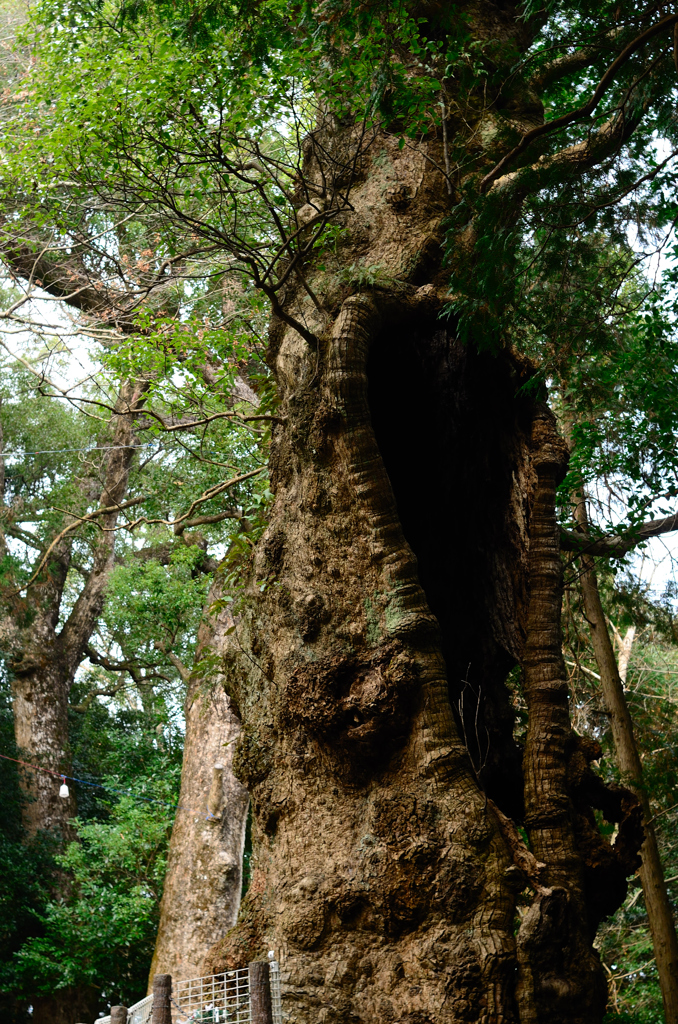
[
  {"left": 199, "top": 9, "right": 643, "bottom": 1019},
  {"left": 203, "top": 290, "right": 622, "bottom": 1021},
  {"left": 150, "top": 578, "right": 249, "bottom": 983},
  {"left": 202, "top": 230, "right": 641, "bottom": 1024},
  {"left": 206, "top": 297, "right": 530, "bottom": 1023}
]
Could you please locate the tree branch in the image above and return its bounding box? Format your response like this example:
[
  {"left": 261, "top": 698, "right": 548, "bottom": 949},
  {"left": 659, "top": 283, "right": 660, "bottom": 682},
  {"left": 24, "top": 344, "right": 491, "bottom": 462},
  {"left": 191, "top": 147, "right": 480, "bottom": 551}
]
[
  {"left": 528, "top": 48, "right": 600, "bottom": 94},
  {"left": 561, "top": 511, "right": 678, "bottom": 558},
  {"left": 482, "top": 13, "right": 678, "bottom": 192},
  {"left": 84, "top": 642, "right": 168, "bottom": 683},
  {"left": 118, "top": 467, "right": 265, "bottom": 535},
  {"left": 173, "top": 509, "right": 242, "bottom": 536},
  {"left": 527, "top": 29, "right": 622, "bottom": 93},
  {"left": 491, "top": 103, "right": 646, "bottom": 198},
  {"left": 154, "top": 640, "right": 192, "bottom": 683},
  {"left": 58, "top": 384, "right": 148, "bottom": 673},
  {"left": 12, "top": 493, "right": 148, "bottom": 596},
  {"left": 70, "top": 678, "right": 129, "bottom": 713},
  {"left": 0, "top": 219, "right": 193, "bottom": 330}
]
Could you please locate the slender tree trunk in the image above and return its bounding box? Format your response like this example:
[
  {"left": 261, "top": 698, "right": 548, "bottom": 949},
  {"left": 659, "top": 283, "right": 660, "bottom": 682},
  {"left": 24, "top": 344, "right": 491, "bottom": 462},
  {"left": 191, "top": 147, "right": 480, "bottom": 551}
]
[
  {"left": 150, "top": 577, "right": 249, "bottom": 984},
  {"left": 12, "top": 660, "right": 77, "bottom": 836},
  {"left": 9, "top": 526, "right": 76, "bottom": 838},
  {"left": 575, "top": 498, "right": 678, "bottom": 1023},
  {"left": 9, "top": 385, "right": 141, "bottom": 839}
]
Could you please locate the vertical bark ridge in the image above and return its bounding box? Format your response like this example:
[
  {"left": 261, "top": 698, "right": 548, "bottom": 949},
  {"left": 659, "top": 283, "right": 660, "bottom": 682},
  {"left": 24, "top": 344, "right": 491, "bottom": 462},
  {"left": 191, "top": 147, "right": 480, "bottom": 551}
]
[
  {"left": 522, "top": 411, "right": 579, "bottom": 889},
  {"left": 325, "top": 295, "right": 470, "bottom": 782},
  {"left": 516, "top": 408, "right": 606, "bottom": 1024},
  {"left": 326, "top": 296, "right": 430, "bottom": 621}
]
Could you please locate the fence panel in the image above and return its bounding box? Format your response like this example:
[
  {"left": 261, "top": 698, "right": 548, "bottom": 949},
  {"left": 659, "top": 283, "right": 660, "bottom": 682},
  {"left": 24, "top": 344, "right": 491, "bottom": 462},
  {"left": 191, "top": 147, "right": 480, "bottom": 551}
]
[
  {"left": 269, "top": 960, "right": 282, "bottom": 1024},
  {"left": 93, "top": 961, "right": 281, "bottom": 1024},
  {"left": 173, "top": 968, "right": 251, "bottom": 1023},
  {"left": 129, "top": 995, "right": 153, "bottom": 1024},
  {"left": 97, "top": 992, "right": 153, "bottom": 1024}
]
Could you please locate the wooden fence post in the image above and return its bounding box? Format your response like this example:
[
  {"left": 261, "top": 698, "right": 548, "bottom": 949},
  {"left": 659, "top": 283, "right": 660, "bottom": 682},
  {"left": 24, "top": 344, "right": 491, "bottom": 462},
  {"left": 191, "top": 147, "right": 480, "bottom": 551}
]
[
  {"left": 110, "top": 1008, "right": 128, "bottom": 1024},
  {"left": 249, "top": 961, "right": 274, "bottom": 1024},
  {"left": 152, "top": 974, "right": 172, "bottom": 1024}
]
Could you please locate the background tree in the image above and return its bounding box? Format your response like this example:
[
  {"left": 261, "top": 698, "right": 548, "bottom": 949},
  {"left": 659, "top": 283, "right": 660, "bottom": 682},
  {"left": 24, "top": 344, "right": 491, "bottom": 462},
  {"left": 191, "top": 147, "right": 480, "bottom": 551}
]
[
  {"left": 0, "top": 365, "right": 141, "bottom": 839},
  {"left": 0, "top": 655, "right": 184, "bottom": 1024},
  {"left": 548, "top": 244, "right": 678, "bottom": 1021},
  {"left": 560, "top": 565, "right": 678, "bottom": 1023},
  {"left": 0, "top": 268, "right": 268, "bottom": 1020},
  {"left": 149, "top": 568, "right": 249, "bottom": 984}
]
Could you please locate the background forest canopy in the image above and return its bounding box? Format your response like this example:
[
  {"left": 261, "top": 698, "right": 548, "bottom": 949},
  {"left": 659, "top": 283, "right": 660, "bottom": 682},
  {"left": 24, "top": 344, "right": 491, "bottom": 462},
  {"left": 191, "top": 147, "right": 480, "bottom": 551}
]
[{"left": 2, "top": 0, "right": 678, "bottom": 1022}]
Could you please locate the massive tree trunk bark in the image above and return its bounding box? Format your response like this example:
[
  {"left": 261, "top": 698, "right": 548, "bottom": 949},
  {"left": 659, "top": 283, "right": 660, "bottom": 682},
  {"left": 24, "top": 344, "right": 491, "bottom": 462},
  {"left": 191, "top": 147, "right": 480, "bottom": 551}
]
[
  {"left": 150, "top": 577, "right": 249, "bottom": 983},
  {"left": 515, "top": 414, "right": 604, "bottom": 1022},
  {"left": 206, "top": 292, "right": 531, "bottom": 1022},
  {"left": 196, "top": 7, "right": 644, "bottom": 1019},
  {"left": 513, "top": 417, "right": 642, "bottom": 1021},
  {"left": 202, "top": 281, "right": 640, "bottom": 1023},
  {"left": 575, "top": 498, "right": 678, "bottom": 1023},
  {"left": 8, "top": 385, "right": 141, "bottom": 839}
]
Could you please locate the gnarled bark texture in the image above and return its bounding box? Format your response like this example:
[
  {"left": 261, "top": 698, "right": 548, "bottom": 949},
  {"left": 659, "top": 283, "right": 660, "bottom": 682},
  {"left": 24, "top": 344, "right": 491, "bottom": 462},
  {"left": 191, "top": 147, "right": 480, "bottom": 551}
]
[
  {"left": 514, "top": 415, "right": 641, "bottom": 1022},
  {"left": 200, "top": 5, "right": 645, "bottom": 1020},
  {"left": 150, "top": 577, "right": 249, "bottom": 983},
  {"left": 206, "top": 293, "right": 531, "bottom": 1022},
  {"left": 205, "top": 285, "right": 641, "bottom": 1022}
]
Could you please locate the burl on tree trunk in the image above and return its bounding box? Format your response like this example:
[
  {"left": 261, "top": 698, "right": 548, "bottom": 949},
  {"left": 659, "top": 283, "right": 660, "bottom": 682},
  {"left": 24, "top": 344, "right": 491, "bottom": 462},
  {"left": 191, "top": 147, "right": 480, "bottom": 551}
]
[{"left": 201, "top": 115, "right": 642, "bottom": 1024}]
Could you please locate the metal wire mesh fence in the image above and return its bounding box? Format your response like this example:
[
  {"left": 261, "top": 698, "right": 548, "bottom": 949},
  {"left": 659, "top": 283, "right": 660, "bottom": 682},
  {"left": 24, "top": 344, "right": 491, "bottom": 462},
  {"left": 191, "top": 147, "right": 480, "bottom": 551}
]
[
  {"left": 173, "top": 967, "right": 251, "bottom": 1023},
  {"left": 95, "top": 958, "right": 282, "bottom": 1024},
  {"left": 269, "top": 961, "right": 281, "bottom": 1023}
]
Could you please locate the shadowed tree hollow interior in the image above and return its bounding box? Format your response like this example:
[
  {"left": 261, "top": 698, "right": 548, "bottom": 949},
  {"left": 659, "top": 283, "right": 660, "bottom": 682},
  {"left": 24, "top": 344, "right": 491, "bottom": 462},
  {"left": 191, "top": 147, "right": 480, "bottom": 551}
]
[{"left": 367, "top": 321, "right": 533, "bottom": 819}]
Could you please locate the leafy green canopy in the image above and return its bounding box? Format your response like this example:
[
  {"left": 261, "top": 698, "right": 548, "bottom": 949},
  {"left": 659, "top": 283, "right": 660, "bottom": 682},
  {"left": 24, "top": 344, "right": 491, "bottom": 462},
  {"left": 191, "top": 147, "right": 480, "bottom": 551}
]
[
  {"left": 7, "top": 0, "right": 678, "bottom": 544},
  {"left": 3, "top": 0, "right": 465, "bottom": 321},
  {"left": 10, "top": 782, "right": 179, "bottom": 1005},
  {"left": 0, "top": 354, "right": 265, "bottom": 622}
]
